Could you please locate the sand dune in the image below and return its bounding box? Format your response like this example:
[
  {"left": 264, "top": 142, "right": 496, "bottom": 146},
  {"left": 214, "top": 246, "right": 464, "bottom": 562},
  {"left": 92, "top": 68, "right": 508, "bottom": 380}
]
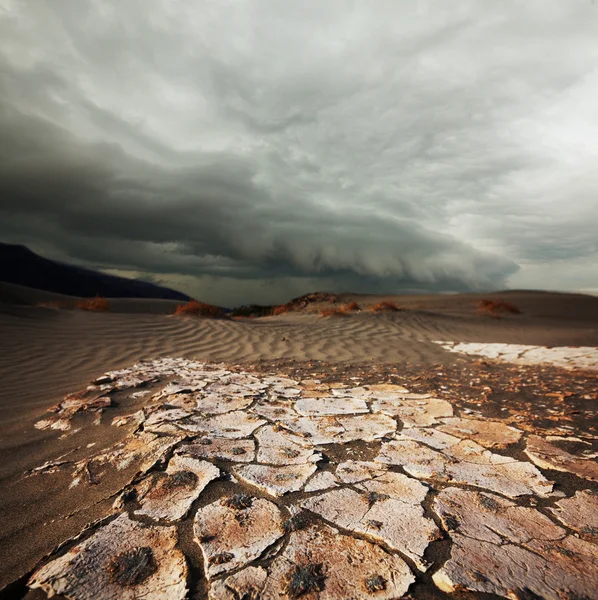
[{"left": 1, "top": 288, "right": 597, "bottom": 447}]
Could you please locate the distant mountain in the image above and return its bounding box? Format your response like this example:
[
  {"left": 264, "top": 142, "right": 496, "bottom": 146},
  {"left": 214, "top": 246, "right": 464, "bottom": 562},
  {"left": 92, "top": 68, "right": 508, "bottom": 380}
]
[{"left": 0, "top": 243, "right": 191, "bottom": 301}]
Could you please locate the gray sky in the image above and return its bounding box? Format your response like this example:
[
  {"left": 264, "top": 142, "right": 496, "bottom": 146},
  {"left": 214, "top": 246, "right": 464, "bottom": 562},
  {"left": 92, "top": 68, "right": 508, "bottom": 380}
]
[{"left": 1, "top": 0, "right": 597, "bottom": 306}]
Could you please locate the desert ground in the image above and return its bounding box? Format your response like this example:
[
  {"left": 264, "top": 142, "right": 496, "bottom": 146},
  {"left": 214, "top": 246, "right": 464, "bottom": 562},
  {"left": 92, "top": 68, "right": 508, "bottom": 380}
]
[{"left": 0, "top": 281, "right": 597, "bottom": 599}]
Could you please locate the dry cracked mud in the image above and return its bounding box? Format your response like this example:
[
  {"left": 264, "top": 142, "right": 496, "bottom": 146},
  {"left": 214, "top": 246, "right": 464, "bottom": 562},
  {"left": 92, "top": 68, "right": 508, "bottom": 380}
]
[
  {"left": 19, "top": 355, "right": 598, "bottom": 599},
  {"left": 435, "top": 341, "right": 598, "bottom": 371},
  {"left": 29, "top": 513, "right": 187, "bottom": 599},
  {"left": 432, "top": 487, "right": 598, "bottom": 598}
]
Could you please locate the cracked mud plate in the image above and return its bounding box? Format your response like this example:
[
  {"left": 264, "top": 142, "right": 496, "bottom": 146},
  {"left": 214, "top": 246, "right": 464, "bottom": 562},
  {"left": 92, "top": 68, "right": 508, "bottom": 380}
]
[
  {"left": 29, "top": 513, "right": 187, "bottom": 599},
  {"left": 433, "top": 487, "right": 598, "bottom": 599},
  {"left": 25, "top": 356, "right": 598, "bottom": 599}
]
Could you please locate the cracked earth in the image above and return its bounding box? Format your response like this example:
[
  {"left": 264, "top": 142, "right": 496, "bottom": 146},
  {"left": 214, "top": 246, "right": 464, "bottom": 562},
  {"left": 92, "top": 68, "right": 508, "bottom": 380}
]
[{"left": 25, "top": 353, "right": 598, "bottom": 599}]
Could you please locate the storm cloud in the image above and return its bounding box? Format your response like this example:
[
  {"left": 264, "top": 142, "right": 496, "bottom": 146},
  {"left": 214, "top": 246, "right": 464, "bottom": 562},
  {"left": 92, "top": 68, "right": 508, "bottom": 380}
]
[{"left": 1, "top": 1, "right": 597, "bottom": 304}]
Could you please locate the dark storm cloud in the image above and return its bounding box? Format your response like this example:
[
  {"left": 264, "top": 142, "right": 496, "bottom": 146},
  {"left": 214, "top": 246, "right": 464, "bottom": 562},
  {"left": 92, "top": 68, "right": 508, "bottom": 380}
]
[
  {"left": 0, "top": 106, "right": 511, "bottom": 289},
  {"left": 1, "top": 1, "right": 597, "bottom": 302}
]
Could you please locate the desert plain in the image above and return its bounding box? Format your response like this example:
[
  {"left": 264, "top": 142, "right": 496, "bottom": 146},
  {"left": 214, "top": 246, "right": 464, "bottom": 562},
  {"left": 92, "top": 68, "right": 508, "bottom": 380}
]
[{"left": 0, "top": 282, "right": 597, "bottom": 599}]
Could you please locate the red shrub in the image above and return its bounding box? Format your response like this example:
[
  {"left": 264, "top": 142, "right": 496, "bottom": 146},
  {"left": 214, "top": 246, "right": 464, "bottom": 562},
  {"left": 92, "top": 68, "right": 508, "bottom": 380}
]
[
  {"left": 272, "top": 304, "right": 293, "bottom": 316},
  {"left": 477, "top": 299, "right": 521, "bottom": 317},
  {"left": 343, "top": 301, "right": 361, "bottom": 312},
  {"left": 174, "top": 300, "right": 226, "bottom": 318},
  {"left": 76, "top": 296, "right": 109, "bottom": 311},
  {"left": 371, "top": 301, "right": 402, "bottom": 312}
]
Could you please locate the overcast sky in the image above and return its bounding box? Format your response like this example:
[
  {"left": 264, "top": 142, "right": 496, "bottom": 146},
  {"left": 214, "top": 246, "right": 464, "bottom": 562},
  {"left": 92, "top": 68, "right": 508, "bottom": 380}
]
[{"left": 1, "top": 1, "right": 597, "bottom": 305}]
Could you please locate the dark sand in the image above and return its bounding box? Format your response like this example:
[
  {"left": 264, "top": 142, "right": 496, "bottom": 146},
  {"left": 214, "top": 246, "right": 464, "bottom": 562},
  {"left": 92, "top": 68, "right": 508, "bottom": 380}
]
[{"left": 0, "top": 282, "right": 597, "bottom": 595}]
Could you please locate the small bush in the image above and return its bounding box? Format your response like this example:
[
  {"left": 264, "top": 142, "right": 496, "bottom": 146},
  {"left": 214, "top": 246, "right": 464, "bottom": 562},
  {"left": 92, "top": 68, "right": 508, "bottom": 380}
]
[
  {"left": 76, "top": 296, "right": 109, "bottom": 311},
  {"left": 272, "top": 304, "right": 293, "bottom": 316},
  {"left": 230, "top": 304, "right": 272, "bottom": 318},
  {"left": 322, "top": 302, "right": 361, "bottom": 316},
  {"left": 174, "top": 300, "right": 226, "bottom": 318},
  {"left": 344, "top": 301, "right": 361, "bottom": 312},
  {"left": 477, "top": 299, "right": 521, "bottom": 317},
  {"left": 286, "top": 292, "right": 340, "bottom": 309},
  {"left": 371, "top": 301, "right": 402, "bottom": 312}
]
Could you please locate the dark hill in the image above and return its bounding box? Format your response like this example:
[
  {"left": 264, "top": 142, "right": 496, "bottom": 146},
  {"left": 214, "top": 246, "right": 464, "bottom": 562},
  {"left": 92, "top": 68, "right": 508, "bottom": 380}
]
[{"left": 0, "top": 243, "right": 190, "bottom": 301}]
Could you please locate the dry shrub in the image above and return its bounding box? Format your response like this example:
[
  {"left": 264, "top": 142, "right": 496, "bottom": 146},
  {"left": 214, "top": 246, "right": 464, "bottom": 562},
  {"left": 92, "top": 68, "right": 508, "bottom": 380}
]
[
  {"left": 371, "top": 301, "right": 402, "bottom": 312},
  {"left": 343, "top": 301, "right": 361, "bottom": 312},
  {"left": 76, "top": 296, "right": 109, "bottom": 311},
  {"left": 320, "top": 308, "right": 348, "bottom": 318},
  {"left": 286, "top": 292, "right": 340, "bottom": 309},
  {"left": 272, "top": 304, "right": 293, "bottom": 316},
  {"left": 174, "top": 300, "right": 226, "bottom": 318},
  {"left": 270, "top": 293, "right": 343, "bottom": 316},
  {"left": 477, "top": 299, "right": 521, "bottom": 318},
  {"left": 326, "top": 302, "right": 361, "bottom": 316},
  {"left": 230, "top": 304, "right": 272, "bottom": 318}
]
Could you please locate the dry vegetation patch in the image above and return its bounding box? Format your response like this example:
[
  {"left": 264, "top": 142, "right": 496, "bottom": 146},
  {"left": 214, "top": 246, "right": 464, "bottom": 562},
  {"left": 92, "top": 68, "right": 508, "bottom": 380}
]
[
  {"left": 230, "top": 304, "right": 273, "bottom": 318},
  {"left": 343, "top": 301, "right": 361, "bottom": 312},
  {"left": 174, "top": 300, "right": 226, "bottom": 319},
  {"left": 272, "top": 292, "right": 343, "bottom": 317},
  {"left": 477, "top": 299, "right": 521, "bottom": 318},
  {"left": 76, "top": 296, "right": 109, "bottom": 311},
  {"left": 272, "top": 304, "right": 293, "bottom": 316},
  {"left": 371, "top": 301, "right": 402, "bottom": 313}
]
